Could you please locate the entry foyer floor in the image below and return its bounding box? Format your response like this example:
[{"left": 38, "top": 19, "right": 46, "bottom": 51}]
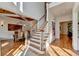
[
  {"left": 0, "top": 34, "right": 79, "bottom": 56},
  {"left": 47, "top": 34, "right": 79, "bottom": 56}
]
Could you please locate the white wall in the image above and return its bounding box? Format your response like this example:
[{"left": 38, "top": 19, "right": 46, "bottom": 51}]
[
  {"left": 60, "top": 14, "right": 72, "bottom": 22},
  {"left": 23, "top": 2, "right": 45, "bottom": 20},
  {"left": 55, "top": 17, "right": 60, "bottom": 39},
  {"left": 0, "top": 15, "right": 27, "bottom": 39},
  {"left": 37, "top": 16, "right": 45, "bottom": 29},
  {"left": 16, "top": 2, "right": 45, "bottom": 29}
]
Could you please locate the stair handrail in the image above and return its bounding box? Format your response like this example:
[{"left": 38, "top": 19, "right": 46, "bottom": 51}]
[
  {"left": 39, "top": 21, "right": 48, "bottom": 32},
  {"left": 40, "top": 21, "right": 48, "bottom": 51},
  {"left": 30, "top": 14, "right": 46, "bottom": 36},
  {"left": 31, "top": 14, "right": 45, "bottom": 29},
  {"left": 38, "top": 14, "right": 45, "bottom": 21}
]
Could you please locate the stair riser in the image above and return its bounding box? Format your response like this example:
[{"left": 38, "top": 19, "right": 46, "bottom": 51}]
[
  {"left": 30, "top": 40, "right": 40, "bottom": 44},
  {"left": 30, "top": 44, "right": 40, "bottom": 50},
  {"left": 30, "top": 42, "right": 46, "bottom": 50},
  {"left": 33, "top": 35, "right": 41, "bottom": 37},
  {"left": 32, "top": 37, "right": 48, "bottom": 41},
  {"left": 30, "top": 41, "right": 40, "bottom": 47}
]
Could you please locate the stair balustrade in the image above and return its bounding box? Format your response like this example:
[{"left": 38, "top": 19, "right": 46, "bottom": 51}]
[
  {"left": 30, "top": 14, "right": 45, "bottom": 37},
  {"left": 40, "top": 21, "right": 48, "bottom": 51},
  {"left": 30, "top": 14, "right": 48, "bottom": 54}
]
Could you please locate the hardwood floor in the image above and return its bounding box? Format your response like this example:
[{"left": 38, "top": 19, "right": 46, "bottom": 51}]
[
  {"left": 1, "top": 34, "right": 79, "bottom": 56},
  {"left": 0, "top": 39, "right": 28, "bottom": 56},
  {"left": 47, "top": 34, "right": 79, "bottom": 56},
  {"left": 52, "top": 34, "right": 72, "bottom": 49}
]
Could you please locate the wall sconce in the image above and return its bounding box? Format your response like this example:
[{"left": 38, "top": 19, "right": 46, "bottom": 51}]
[
  {"left": 23, "top": 24, "right": 26, "bottom": 27},
  {"left": 0, "top": 21, "right": 4, "bottom": 27}
]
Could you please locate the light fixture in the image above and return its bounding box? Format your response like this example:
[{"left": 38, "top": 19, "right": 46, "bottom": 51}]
[
  {"left": 0, "top": 20, "right": 4, "bottom": 26},
  {"left": 23, "top": 24, "right": 26, "bottom": 27}
]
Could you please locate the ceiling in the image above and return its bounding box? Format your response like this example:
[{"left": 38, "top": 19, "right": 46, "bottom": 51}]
[
  {"left": 0, "top": 9, "right": 34, "bottom": 21},
  {"left": 0, "top": 3, "right": 34, "bottom": 21},
  {"left": 49, "top": 2, "right": 75, "bottom": 17}
]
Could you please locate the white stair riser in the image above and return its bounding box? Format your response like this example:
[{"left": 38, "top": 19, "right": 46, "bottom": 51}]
[
  {"left": 33, "top": 35, "right": 41, "bottom": 37},
  {"left": 32, "top": 36, "right": 41, "bottom": 39},
  {"left": 30, "top": 39, "right": 40, "bottom": 43}
]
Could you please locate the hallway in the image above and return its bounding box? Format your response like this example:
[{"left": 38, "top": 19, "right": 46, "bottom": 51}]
[
  {"left": 47, "top": 34, "right": 79, "bottom": 56},
  {"left": 52, "top": 34, "right": 72, "bottom": 49}
]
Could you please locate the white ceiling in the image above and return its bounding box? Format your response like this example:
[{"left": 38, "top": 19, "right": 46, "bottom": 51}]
[{"left": 49, "top": 2, "right": 75, "bottom": 17}]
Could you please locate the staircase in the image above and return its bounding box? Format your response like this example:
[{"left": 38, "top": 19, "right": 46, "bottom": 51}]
[
  {"left": 22, "top": 13, "right": 49, "bottom": 56},
  {"left": 28, "top": 31, "right": 48, "bottom": 56}
]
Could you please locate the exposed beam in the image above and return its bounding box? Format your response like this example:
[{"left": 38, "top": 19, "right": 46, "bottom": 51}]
[
  {"left": 8, "top": 16, "right": 35, "bottom": 21},
  {"left": 0, "top": 8, "right": 16, "bottom": 14}
]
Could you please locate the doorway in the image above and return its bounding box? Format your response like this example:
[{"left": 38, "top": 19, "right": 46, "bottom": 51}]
[{"left": 60, "top": 21, "right": 72, "bottom": 49}]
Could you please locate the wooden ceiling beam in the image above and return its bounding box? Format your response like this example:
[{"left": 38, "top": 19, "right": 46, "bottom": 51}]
[
  {"left": 0, "top": 8, "right": 35, "bottom": 21},
  {"left": 8, "top": 16, "right": 35, "bottom": 21},
  {"left": 0, "top": 8, "right": 16, "bottom": 14}
]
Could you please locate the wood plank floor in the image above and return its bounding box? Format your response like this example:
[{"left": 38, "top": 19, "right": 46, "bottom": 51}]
[
  {"left": 0, "top": 39, "right": 28, "bottom": 56},
  {"left": 52, "top": 34, "right": 72, "bottom": 49},
  {"left": 47, "top": 34, "right": 79, "bottom": 56},
  {"left": 1, "top": 34, "right": 79, "bottom": 56}
]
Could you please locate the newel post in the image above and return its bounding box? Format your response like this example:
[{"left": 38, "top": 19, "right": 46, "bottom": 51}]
[{"left": 40, "top": 30, "right": 44, "bottom": 51}]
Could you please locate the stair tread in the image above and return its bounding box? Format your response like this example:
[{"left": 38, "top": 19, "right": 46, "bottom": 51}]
[
  {"left": 31, "top": 38, "right": 47, "bottom": 42},
  {"left": 30, "top": 44, "right": 40, "bottom": 50},
  {"left": 32, "top": 36, "right": 40, "bottom": 40},
  {"left": 32, "top": 35, "right": 40, "bottom": 37},
  {"left": 30, "top": 38, "right": 40, "bottom": 43},
  {"left": 30, "top": 41, "right": 40, "bottom": 47},
  {"left": 33, "top": 34, "right": 41, "bottom": 37},
  {"left": 35, "top": 32, "right": 41, "bottom": 34}
]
